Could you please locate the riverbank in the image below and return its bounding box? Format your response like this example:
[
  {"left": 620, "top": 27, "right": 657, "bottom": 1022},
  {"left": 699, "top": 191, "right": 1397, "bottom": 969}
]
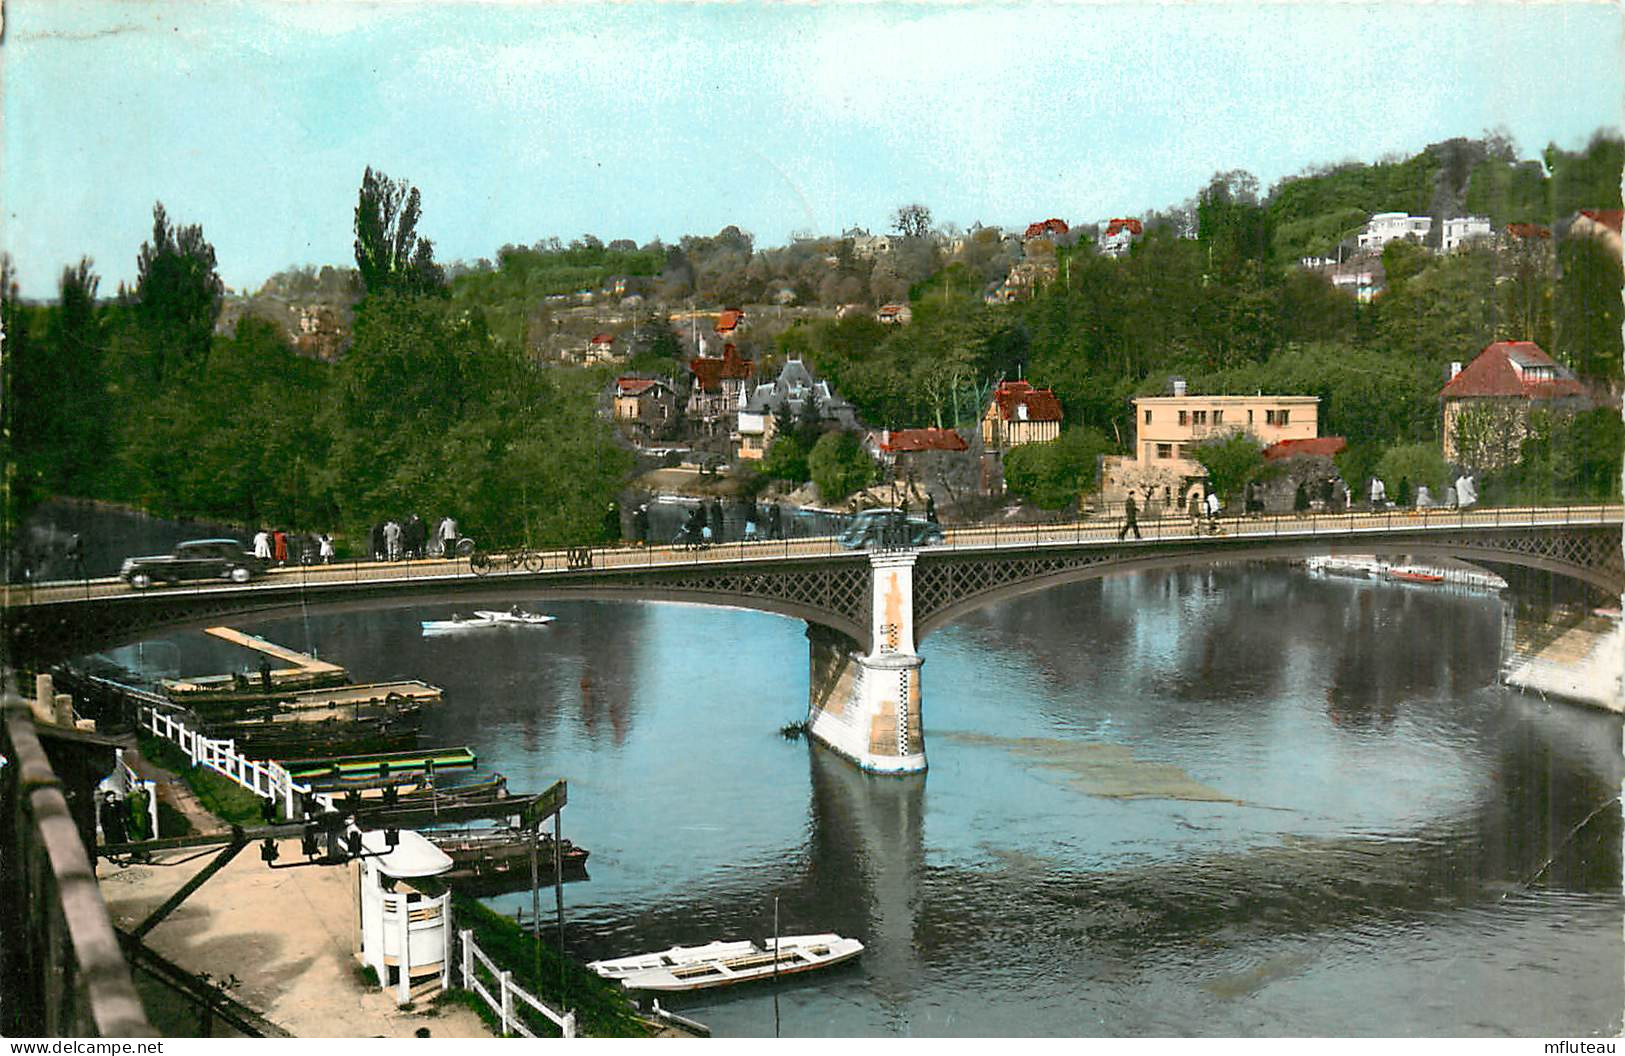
[{"left": 1503, "top": 608, "right": 1624, "bottom": 713}]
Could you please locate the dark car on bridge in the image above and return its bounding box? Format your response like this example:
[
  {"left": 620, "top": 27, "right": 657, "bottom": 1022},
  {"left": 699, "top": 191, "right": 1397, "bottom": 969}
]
[
  {"left": 120, "top": 538, "right": 268, "bottom": 589},
  {"left": 837, "top": 509, "right": 945, "bottom": 550}
]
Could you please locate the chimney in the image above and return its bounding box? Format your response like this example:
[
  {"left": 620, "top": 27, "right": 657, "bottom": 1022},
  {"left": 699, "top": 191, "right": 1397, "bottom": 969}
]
[
  {"left": 1450, "top": 361, "right": 1462, "bottom": 380},
  {"left": 1171, "top": 377, "right": 1187, "bottom": 397}
]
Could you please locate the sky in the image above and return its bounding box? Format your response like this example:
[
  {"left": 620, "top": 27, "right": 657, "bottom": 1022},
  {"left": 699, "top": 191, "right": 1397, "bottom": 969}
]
[{"left": 1, "top": 0, "right": 1621, "bottom": 299}]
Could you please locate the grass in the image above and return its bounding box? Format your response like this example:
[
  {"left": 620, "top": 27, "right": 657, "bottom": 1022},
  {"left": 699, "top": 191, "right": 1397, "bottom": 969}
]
[
  {"left": 136, "top": 733, "right": 268, "bottom": 827},
  {"left": 450, "top": 894, "right": 648, "bottom": 1038}
]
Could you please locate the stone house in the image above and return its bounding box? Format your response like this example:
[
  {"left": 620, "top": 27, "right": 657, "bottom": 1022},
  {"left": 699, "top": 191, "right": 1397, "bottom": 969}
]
[
  {"left": 611, "top": 376, "right": 678, "bottom": 444},
  {"left": 1439, "top": 341, "right": 1589, "bottom": 470},
  {"left": 734, "top": 358, "right": 858, "bottom": 460}
]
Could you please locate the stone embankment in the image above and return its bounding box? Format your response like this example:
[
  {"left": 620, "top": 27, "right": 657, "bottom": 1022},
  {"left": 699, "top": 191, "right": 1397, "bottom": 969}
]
[{"left": 1503, "top": 609, "right": 1623, "bottom": 713}]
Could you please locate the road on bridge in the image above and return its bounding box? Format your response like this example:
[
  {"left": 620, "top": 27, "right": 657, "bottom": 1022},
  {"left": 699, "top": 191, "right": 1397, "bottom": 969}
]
[{"left": 6, "top": 503, "right": 1620, "bottom": 608}]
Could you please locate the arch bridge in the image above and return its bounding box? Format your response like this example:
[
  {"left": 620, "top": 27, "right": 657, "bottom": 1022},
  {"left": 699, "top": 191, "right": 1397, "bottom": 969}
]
[{"left": 5, "top": 504, "right": 1619, "bottom": 775}]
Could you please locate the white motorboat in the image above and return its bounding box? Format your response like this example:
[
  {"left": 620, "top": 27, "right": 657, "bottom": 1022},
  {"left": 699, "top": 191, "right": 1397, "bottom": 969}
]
[
  {"left": 421, "top": 614, "right": 496, "bottom": 633},
  {"left": 472, "top": 609, "right": 556, "bottom": 626},
  {"left": 1304, "top": 555, "right": 1381, "bottom": 578},
  {"left": 587, "top": 933, "right": 864, "bottom": 992}
]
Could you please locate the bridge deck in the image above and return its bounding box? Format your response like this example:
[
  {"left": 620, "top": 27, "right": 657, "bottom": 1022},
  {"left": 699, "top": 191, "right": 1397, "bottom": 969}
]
[{"left": 5, "top": 504, "right": 1618, "bottom": 609}]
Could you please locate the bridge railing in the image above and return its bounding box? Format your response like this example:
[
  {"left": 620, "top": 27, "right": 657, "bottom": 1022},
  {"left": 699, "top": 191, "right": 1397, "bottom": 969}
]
[
  {"left": 0, "top": 688, "right": 156, "bottom": 1037},
  {"left": 7, "top": 503, "right": 1620, "bottom": 603}
]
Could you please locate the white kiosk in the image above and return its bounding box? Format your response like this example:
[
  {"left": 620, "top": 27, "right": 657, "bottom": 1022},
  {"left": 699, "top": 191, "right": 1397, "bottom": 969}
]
[{"left": 356, "top": 829, "right": 455, "bottom": 1004}]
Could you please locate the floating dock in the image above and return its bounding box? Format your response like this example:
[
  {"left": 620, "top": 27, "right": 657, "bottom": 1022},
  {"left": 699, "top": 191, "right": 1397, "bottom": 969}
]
[{"left": 162, "top": 627, "right": 349, "bottom": 700}]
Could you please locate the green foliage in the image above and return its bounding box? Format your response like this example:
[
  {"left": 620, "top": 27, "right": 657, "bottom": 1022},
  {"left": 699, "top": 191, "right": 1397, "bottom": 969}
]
[
  {"left": 1487, "top": 407, "right": 1624, "bottom": 504},
  {"left": 808, "top": 430, "right": 876, "bottom": 502},
  {"left": 134, "top": 203, "right": 225, "bottom": 382},
  {"left": 1465, "top": 158, "right": 1549, "bottom": 225},
  {"left": 1376, "top": 442, "right": 1451, "bottom": 497},
  {"left": 1189, "top": 431, "right": 1265, "bottom": 501},
  {"left": 451, "top": 894, "right": 646, "bottom": 1038},
  {"left": 136, "top": 733, "right": 263, "bottom": 826},
  {"left": 1267, "top": 151, "right": 1439, "bottom": 251},
  {"left": 1546, "top": 133, "right": 1625, "bottom": 218},
  {"left": 1554, "top": 235, "right": 1623, "bottom": 381},
  {"left": 760, "top": 432, "right": 810, "bottom": 484},
  {"left": 1003, "top": 428, "right": 1112, "bottom": 509},
  {"left": 353, "top": 167, "right": 444, "bottom": 298}
]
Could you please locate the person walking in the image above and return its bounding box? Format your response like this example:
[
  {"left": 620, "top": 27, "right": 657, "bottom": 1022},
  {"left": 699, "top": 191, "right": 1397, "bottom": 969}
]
[
  {"left": 405, "top": 514, "right": 426, "bottom": 560},
  {"left": 254, "top": 529, "right": 272, "bottom": 561},
  {"left": 272, "top": 528, "right": 288, "bottom": 566},
  {"left": 632, "top": 504, "right": 650, "bottom": 547},
  {"left": 925, "top": 494, "right": 938, "bottom": 524},
  {"left": 1205, "top": 489, "right": 1221, "bottom": 531},
  {"left": 1455, "top": 473, "right": 1477, "bottom": 509},
  {"left": 1119, "top": 494, "right": 1141, "bottom": 540},
  {"left": 1188, "top": 490, "right": 1204, "bottom": 532},
  {"left": 98, "top": 792, "right": 127, "bottom": 847},
  {"left": 1369, "top": 476, "right": 1387, "bottom": 510},
  {"left": 437, "top": 515, "right": 458, "bottom": 558},
  {"left": 370, "top": 522, "right": 386, "bottom": 561},
  {"left": 384, "top": 519, "right": 402, "bottom": 561},
  {"left": 767, "top": 503, "right": 783, "bottom": 540},
  {"left": 708, "top": 498, "right": 724, "bottom": 542},
  {"left": 319, "top": 533, "right": 335, "bottom": 563}
]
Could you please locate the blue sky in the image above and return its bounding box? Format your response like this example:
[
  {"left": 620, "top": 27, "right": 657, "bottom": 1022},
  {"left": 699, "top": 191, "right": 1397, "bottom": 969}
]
[{"left": 3, "top": 1, "right": 1620, "bottom": 298}]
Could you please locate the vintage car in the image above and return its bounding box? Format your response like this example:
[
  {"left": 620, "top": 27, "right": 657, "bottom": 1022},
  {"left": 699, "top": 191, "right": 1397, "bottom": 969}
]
[
  {"left": 836, "top": 509, "right": 945, "bottom": 550},
  {"left": 120, "top": 538, "right": 269, "bottom": 589}
]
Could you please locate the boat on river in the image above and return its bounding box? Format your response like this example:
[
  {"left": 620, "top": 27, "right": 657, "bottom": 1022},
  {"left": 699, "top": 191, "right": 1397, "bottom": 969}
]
[
  {"left": 1384, "top": 565, "right": 1446, "bottom": 585},
  {"left": 424, "top": 827, "right": 589, "bottom": 889},
  {"left": 473, "top": 609, "right": 555, "bottom": 626},
  {"left": 588, "top": 934, "right": 864, "bottom": 992},
  {"left": 421, "top": 609, "right": 555, "bottom": 633}
]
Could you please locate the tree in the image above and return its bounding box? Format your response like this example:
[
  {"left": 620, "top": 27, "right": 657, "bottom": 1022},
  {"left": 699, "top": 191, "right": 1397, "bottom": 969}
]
[
  {"left": 1189, "top": 431, "right": 1265, "bottom": 501},
  {"left": 1003, "top": 428, "right": 1113, "bottom": 510},
  {"left": 134, "top": 202, "right": 225, "bottom": 381},
  {"left": 808, "top": 430, "right": 876, "bottom": 502},
  {"left": 1376, "top": 442, "right": 1451, "bottom": 498},
  {"left": 1554, "top": 234, "right": 1623, "bottom": 382},
  {"left": 891, "top": 203, "right": 933, "bottom": 240},
  {"left": 353, "top": 167, "right": 444, "bottom": 297}
]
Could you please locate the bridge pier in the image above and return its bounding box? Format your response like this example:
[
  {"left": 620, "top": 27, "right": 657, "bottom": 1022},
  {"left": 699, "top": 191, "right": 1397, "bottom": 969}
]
[{"left": 806, "top": 552, "right": 926, "bottom": 775}]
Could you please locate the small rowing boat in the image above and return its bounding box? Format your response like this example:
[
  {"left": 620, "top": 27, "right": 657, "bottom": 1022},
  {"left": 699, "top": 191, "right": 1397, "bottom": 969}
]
[
  {"left": 1384, "top": 566, "right": 1446, "bottom": 585},
  {"left": 588, "top": 934, "right": 863, "bottom": 992}
]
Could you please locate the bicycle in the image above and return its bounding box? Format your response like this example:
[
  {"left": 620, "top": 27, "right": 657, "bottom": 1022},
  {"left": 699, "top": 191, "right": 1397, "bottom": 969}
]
[
  {"left": 431, "top": 536, "right": 478, "bottom": 559},
  {"left": 469, "top": 545, "right": 544, "bottom": 576},
  {"left": 673, "top": 528, "right": 711, "bottom": 552}
]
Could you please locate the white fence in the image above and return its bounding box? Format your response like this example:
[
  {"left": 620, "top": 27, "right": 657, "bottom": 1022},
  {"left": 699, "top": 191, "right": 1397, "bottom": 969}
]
[
  {"left": 139, "top": 705, "right": 334, "bottom": 818},
  {"left": 458, "top": 929, "right": 576, "bottom": 1038}
]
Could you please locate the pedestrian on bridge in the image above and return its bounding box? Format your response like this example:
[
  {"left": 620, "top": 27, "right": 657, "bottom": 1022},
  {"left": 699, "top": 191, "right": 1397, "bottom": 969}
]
[
  {"left": 437, "top": 516, "right": 458, "bottom": 558},
  {"left": 767, "top": 504, "right": 783, "bottom": 540},
  {"left": 66, "top": 534, "right": 84, "bottom": 578},
  {"left": 319, "top": 533, "right": 335, "bottom": 563},
  {"left": 272, "top": 528, "right": 288, "bottom": 566},
  {"left": 633, "top": 504, "right": 650, "bottom": 547},
  {"left": 384, "top": 520, "right": 403, "bottom": 561},
  {"left": 371, "top": 522, "right": 386, "bottom": 561},
  {"left": 1119, "top": 495, "right": 1141, "bottom": 540},
  {"left": 254, "top": 529, "right": 272, "bottom": 561},
  {"left": 1205, "top": 490, "right": 1221, "bottom": 531},
  {"left": 1369, "top": 476, "right": 1388, "bottom": 510}
]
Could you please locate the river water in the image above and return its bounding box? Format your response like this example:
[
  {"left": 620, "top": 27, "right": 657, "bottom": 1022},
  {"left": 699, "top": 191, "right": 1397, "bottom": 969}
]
[{"left": 103, "top": 564, "right": 1622, "bottom": 1037}]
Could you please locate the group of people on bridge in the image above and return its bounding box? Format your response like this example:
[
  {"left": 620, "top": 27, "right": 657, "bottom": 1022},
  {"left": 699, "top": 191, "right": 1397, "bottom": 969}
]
[
  {"left": 253, "top": 527, "right": 333, "bottom": 565},
  {"left": 370, "top": 515, "right": 460, "bottom": 562}
]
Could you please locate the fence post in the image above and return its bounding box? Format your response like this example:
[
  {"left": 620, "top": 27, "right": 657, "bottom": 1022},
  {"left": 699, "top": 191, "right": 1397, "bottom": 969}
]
[
  {"left": 397, "top": 896, "right": 412, "bottom": 1005},
  {"left": 563, "top": 1011, "right": 577, "bottom": 1038},
  {"left": 440, "top": 895, "right": 452, "bottom": 993},
  {"left": 499, "top": 970, "right": 514, "bottom": 1036},
  {"left": 144, "top": 779, "right": 159, "bottom": 838},
  {"left": 461, "top": 929, "right": 473, "bottom": 990}
]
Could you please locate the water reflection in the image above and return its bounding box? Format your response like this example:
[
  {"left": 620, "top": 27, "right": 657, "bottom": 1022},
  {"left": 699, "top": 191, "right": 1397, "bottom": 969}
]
[{"left": 94, "top": 566, "right": 1623, "bottom": 1036}]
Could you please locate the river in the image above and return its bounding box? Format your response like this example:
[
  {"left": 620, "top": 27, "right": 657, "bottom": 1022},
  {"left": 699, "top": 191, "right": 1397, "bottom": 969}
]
[{"left": 100, "top": 563, "right": 1622, "bottom": 1037}]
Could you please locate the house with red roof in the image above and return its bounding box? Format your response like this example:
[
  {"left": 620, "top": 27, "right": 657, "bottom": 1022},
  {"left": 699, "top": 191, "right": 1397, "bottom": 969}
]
[
  {"left": 687, "top": 342, "right": 756, "bottom": 436},
  {"left": 1099, "top": 218, "right": 1143, "bottom": 258},
  {"left": 612, "top": 376, "right": 678, "bottom": 443},
  {"left": 1570, "top": 209, "right": 1624, "bottom": 258},
  {"left": 1439, "top": 341, "right": 1590, "bottom": 468},
  {"left": 714, "top": 308, "right": 746, "bottom": 337},
  {"left": 981, "top": 380, "right": 1063, "bottom": 449},
  {"left": 1023, "top": 218, "right": 1070, "bottom": 241},
  {"left": 584, "top": 332, "right": 619, "bottom": 364}
]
